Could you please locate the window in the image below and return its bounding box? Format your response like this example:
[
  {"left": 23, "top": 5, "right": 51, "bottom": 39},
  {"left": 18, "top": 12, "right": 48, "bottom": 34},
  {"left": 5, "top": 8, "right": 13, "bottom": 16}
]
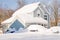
[
  {"left": 44, "top": 15, "right": 47, "bottom": 17},
  {"left": 44, "top": 15, "right": 47, "bottom": 20},
  {"left": 44, "top": 17, "right": 47, "bottom": 20},
  {"left": 38, "top": 14, "right": 40, "bottom": 17},
  {"left": 34, "top": 13, "right": 40, "bottom": 17},
  {"left": 36, "top": 13, "right": 40, "bottom": 17}
]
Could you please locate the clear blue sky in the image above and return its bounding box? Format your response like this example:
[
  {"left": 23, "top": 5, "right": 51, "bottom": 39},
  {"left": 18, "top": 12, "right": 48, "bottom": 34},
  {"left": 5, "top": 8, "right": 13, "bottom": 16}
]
[
  {"left": 0, "top": 0, "right": 18, "bottom": 10},
  {"left": 0, "top": 0, "right": 55, "bottom": 10}
]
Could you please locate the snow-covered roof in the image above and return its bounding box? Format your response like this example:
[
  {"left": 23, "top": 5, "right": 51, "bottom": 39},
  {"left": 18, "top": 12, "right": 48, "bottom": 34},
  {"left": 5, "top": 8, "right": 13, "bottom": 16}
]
[
  {"left": 12, "top": 2, "right": 49, "bottom": 17},
  {"left": 2, "top": 2, "right": 48, "bottom": 25},
  {"left": 2, "top": 14, "right": 48, "bottom": 28},
  {"left": 12, "top": 2, "right": 40, "bottom": 16},
  {"left": 1, "top": 16, "right": 17, "bottom": 24},
  {"left": 17, "top": 13, "right": 48, "bottom": 24},
  {"left": 2, "top": 2, "right": 40, "bottom": 24}
]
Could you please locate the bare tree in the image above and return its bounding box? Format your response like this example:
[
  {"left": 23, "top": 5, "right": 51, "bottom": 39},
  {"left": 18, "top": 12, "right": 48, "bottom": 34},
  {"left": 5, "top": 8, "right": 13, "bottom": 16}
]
[
  {"left": 53, "top": 0, "right": 58, "bottom": 26},
  {"left": 47, "top": 0, "right": 59, "bottom": 26},
  {"left": 0, "top": 12, "right": 4, "bottom": 33},
  {"left": 0, "top": 8, "right": 14, "bottom": 33},
  {"left": 17, "top": 0, "right": 25, "bottom": 8}
]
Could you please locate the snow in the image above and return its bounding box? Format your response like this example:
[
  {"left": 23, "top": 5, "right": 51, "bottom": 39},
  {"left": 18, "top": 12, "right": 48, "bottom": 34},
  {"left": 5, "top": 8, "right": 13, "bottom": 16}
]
[
  {"left": 1, "top": 2, "right": 60, "bottom": 40},
  {"left": 15, "top": 28, "right": 27, "bottom": 33},
  {"left": 27, "top": 25, "right": 47, "bottom": 32},
  {"left": 0, "top": 32, "right": 60, "bottom": 40},
  {"left": 2, "top": 10, "right": 48, "bottom": 26},
  {"left": 48, "top": 26, "right": 60, "bottom": 33},
  {"left": 17, "top": 13, "right": 48, "bottom": 24},
  {"left": 1, "top": 2, "right": 48, "bottom": 35},
  {"left": 1, "top": 16, "right": 16, "bottom": 24},
  {"left": 6, "top": 28, "right": 16, "bottom": 33},
  {"left": 12, "top": 2, "right": 40, "bottom": 16},
  {"left": 2, "top": 2, "right": 48, "bottom": 25},
  {"left": 26, "top": 25, "right": 53, "bottom": 34},
  {"left": 12, "top": 2, "right": 48, "bottom": 24},
  {"left": 0, "top": 26, "right": 60, "bottom": 40},
  {"left": 5, "top": 27, "right": 27, "bottom": 33}
]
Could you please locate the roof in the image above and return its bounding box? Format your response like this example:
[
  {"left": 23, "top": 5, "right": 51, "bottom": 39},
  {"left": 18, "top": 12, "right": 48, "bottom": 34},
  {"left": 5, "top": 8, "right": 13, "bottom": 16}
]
[
  {"left": 12, "top": 2, "right": 40, "bottom": 16},
  {"left": 2, "top": 2, "right": 48, "bottom": 25},
  {"left": 12, "top": 2, "right": 49, "bottom": 17},
  {"left": 2, "top": 14, "right": 48, "bottom": 27},
  {"left": 2, "top": 16, "right": 16, "bottom": 24},
  {"left": 17, "top": 13, "right": 48, "bottom": 24}
]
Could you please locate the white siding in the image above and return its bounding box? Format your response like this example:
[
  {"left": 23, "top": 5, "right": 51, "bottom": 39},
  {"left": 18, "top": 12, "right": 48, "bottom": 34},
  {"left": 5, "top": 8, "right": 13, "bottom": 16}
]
[{"left": 34, "top": 8, "right": 42, "bottom": 17}]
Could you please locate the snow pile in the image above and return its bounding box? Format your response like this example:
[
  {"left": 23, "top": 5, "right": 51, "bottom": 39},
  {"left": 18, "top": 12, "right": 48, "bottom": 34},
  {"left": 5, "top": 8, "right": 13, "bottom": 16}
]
[
  {"left": 16, "top": 28, "right": 28, "bottom": 33},
  {"left": 1, "top": 32, "right": 60, "bottom": 40},
  {"left": 27, "top": 25, "right": 48, "bottom": 34},
  {"left": 49, "top": 26, "right": 60, "bottom": 33},
  {"left": 6, "top": 28, "right": 27, "bottom": 33},
  {"left": 6, "top": 28, "right": 16, "bottom": 33}
]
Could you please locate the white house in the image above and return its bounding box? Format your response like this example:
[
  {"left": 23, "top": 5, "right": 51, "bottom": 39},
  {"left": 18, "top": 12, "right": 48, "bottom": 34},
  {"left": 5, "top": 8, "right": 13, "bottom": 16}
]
[{"left": 2, "top": 2, "right": 50, "bottom": 33}]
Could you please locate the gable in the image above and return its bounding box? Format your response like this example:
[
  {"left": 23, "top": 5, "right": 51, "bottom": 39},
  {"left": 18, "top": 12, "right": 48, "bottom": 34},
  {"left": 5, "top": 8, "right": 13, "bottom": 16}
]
[
  {"left": 34, "top": 7, "right": 43, "bottom": 17},
  {"left": 10, "top": 19, "right": 24, "bottom": 31}
]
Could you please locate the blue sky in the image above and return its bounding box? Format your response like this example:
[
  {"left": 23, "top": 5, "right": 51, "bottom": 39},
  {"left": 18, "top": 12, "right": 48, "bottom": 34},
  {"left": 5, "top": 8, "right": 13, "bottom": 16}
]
[
  {"left": 0, "top": 0, "right": 18, "bottom": 10},
  {"left": 0, "top": 0, "right": 53, "bottom": 10}
]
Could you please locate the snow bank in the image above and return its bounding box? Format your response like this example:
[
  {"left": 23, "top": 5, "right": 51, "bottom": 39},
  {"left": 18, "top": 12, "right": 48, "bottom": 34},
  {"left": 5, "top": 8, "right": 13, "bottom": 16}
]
[
  {"left": 48, "top": 26, "right": 60, "bottom": 33},
  {"left": 6, "top": 28, "right": 16, "bottom": 33},
  {"left": 6, "top": 28, "right": 27, "bottom": 33},
  {"left": 27, "top": 25, "right": 48, "bottom": 34},
  {"left": 27, "top": 25, "right": 56, "bottom": 34},
  {"left": 15, "top": 28, "right": 28, "bottom": 33},
  {"left": 0, "top": 32, "right": 60, "bottom": 40}
]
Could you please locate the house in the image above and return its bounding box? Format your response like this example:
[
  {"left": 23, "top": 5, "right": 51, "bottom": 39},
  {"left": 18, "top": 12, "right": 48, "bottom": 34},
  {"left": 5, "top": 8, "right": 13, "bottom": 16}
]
[{"left": 2, "top": 2, "right": 50, "bottom": 33}]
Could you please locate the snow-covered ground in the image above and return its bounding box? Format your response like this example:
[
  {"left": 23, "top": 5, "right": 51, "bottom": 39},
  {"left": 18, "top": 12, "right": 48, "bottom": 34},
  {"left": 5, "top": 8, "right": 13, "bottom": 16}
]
[
  {"left": 0, "top": 25, "right": 60, "bottom": 40},
  {"left": 0, "top": 32, "right": 60, "bottom": 40},
  {"left": 48, "top": 26, "right": 60, "bottom": 33}
]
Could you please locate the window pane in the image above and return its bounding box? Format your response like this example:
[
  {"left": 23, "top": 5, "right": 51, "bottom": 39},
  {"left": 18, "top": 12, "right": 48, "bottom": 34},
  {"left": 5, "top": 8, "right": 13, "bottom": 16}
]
[
  {"left": 44, "top": 15, "right": 47, "bottom": 17},
  {"left": 44, "top": 18, "right": 47, "bottom": 20}
]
